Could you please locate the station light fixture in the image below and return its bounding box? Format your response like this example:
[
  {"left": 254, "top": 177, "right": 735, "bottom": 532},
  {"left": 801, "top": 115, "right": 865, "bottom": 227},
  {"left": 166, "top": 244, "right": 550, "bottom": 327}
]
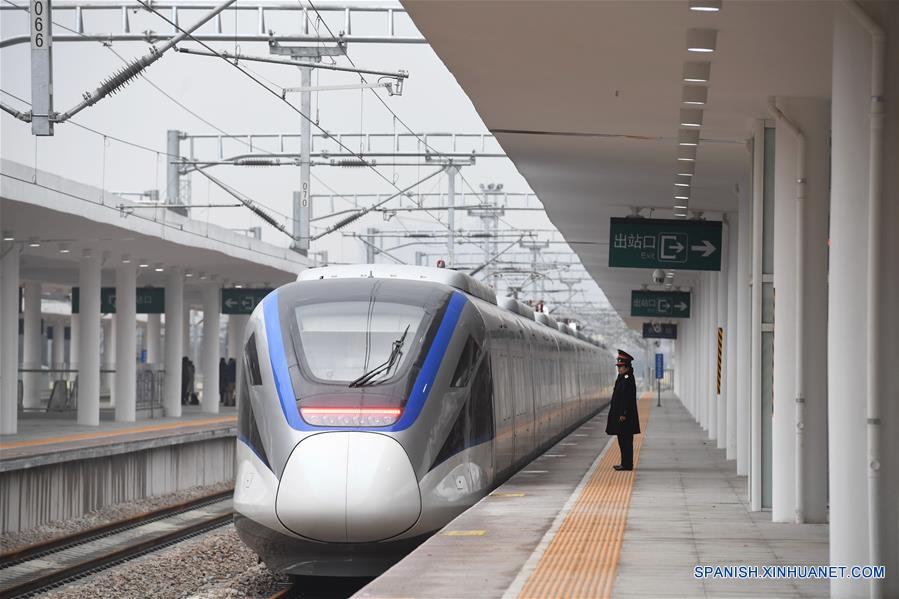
[
  {"left": 58, "top": 243, "right": 71, "bottom": 254},
  {"left": 121, "top": 254, "right": 132, "bottom": 264},
  {"left": 675, "top": 175, "right": 692, "bottom": 187},
  {"left": 682, "top": 62, "right": 711, "bottom": 83},
  {"left": 234, "top": 283, "right": 244, "bottom": 289},
  {"left": 198, "top": 272, "right": 207, "bottom": 280},
  {"left": 689, "top": 0, "right": 722, "bottom": 11},
  {"left": 682, "top": 85, "right": 708, "bottom": 105},
  {"left": 674, "top": 204, "right": 689, "bottom": 210},
  {"left": 680, "top": 108, "right": 704, "bottom": 127},
  {"left": 678, "top": 129, "right": 700, "bottom": 146},
  {"left": 27, "top": 237, "right": 41, "bottom": 248},
  {"left": 2, "top": 231, "right": 14, "bottom": 241},
  {"left": 138, "top": 259, "right": 150, "bottom": 268},
  {"left": 153, "top": 263, "right": 165, "bottom": 272},
  {"left": 686, "top": 29, "right": 718, "bottom": 53},
  {"left": 677, "top": 146, "right": 698, "bottom": 161},
  {"left": 185, "top": 270, "right": 194, "bottom": 278}
]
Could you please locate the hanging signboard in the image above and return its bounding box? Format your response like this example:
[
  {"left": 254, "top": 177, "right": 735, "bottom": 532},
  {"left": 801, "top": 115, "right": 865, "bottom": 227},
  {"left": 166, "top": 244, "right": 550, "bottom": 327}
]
[
  {"left": 72, "top": 287, "right": 165, "bottom": 314},
  {"left": 643, "top": 322, "right": 678, "bottom": 339},
  {"left": 221, "top": 288, "right": 274, "bottom": 315},
  {"left": 631, "top": 290, "right": 691, "bottom": 318},
  {"left": 608, "top": 217, "right": 722, "bottom": 271}
]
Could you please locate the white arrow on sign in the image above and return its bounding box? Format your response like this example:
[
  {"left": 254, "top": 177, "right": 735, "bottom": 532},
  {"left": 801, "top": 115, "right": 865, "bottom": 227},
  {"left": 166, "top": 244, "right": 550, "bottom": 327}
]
[
  {"left": 690, "top": 240, "right": 717, "bottom": 257},
  {"left": 669, "top": 242, "right": 684, "bottom": 253},
  {"left": 675, "top": 301, "right": 688, "bottom": 311},
  {"left": 224, "top": 298, "right": 239, "bottom": 309}
]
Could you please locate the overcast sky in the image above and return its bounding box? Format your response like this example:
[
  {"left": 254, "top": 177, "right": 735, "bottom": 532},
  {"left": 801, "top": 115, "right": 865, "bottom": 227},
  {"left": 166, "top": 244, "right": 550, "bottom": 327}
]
[{"left": 1, "top": 0, "right": 643, "bottom": 350}]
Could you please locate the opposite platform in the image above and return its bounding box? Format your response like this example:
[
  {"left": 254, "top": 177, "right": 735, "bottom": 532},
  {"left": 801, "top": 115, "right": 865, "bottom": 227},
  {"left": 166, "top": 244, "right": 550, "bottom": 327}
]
[{"left": 356, "top": 393, "right": 829, "bottom": 598}]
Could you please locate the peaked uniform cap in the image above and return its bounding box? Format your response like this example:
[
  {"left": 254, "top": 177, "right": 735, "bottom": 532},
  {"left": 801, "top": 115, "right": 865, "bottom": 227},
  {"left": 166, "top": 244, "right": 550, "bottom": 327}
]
[{"left": 616, "top": 349, "right": 634, "bottom": 366}]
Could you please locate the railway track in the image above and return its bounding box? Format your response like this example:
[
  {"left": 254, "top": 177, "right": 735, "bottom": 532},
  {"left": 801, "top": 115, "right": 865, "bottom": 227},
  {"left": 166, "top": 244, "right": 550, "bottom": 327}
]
[{"left": 0, "top": 490, "right": 234, "bottom": 598}]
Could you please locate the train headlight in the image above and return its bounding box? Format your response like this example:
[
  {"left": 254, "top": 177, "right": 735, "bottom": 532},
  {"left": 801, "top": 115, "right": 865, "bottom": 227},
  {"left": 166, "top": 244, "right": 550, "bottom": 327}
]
[{"left": 300, "top": 407, "right": 402, "bottom": 428}]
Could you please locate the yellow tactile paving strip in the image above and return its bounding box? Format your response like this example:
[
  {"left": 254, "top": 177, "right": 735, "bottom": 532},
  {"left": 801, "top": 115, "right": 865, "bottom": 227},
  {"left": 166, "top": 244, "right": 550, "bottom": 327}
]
[
  {"left": 0, "top": 416, "right": 236, "bottom": 450},
  {"left": 518, "top": 392, "right": 652, "bottom": 599}
]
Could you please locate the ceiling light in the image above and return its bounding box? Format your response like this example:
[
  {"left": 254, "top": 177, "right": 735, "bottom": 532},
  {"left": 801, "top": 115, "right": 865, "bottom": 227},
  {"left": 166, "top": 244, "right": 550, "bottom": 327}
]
[
  {"left": 674, "top": 205, "right": 690, "bottom": 210},
  {"left": 682, "top": 85, "right": 708, "bottom": 105},
  {"left": 677, "top": 162, "right": 696, "bottom": 176},
  {"left": 675, "top": 195, "right": 690, "bottom": 200},
  {"left": 678, "top": 129, "right": 700, "bottom": 146},
  {"left": 2, "top": 231, "right": 14, "bottom": 241},
  {"left": 122, "top": 254, "right": 132, "bottom": 264},
  {"left": 686, "top": 28, "right": 717, "bottom": 53},
  {"left": 28, "top": 237, "right": 41, "bottom": 248},
  {"left": 666, "top": 272, "right": 675, "bottom": 278},
  {"left": 139, "top": 259, "right": 150, "bottom": 268},
  {"left": 675, "top": 175, "right": 692, "bottom": 187},
  {"left": 234, "top": 283, "right": 244, "bottom": 289},
  {"left": 683, "top": 61, "right": 711, "bottom": 83},
  {"left": 58, "top": 243, "right": 71, "bottom": 254},
  {"left": 185, "top": 270, "right": 194, "bottom": 278},
  {"left": 689, "top": 0, "right": 721, "bottom": 11},
  {"left": 199, "top": 272, "right": 207, "bottom": 280},
  {"left": 680, "top": 108, "right": 704, "bottom": 127},
  {"left": 677, "top": 146, "right": 698, "bottom": 161},
  {"left": 154, "top": 263, "right": 164, "bottom": 272}
]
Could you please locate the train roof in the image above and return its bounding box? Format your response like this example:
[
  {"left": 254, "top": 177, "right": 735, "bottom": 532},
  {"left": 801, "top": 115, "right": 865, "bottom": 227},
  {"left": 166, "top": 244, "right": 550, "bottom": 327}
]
[
  {"left": 297, "top": 264, "right": 498, "bottom": 305},
  {"left": 498, "top": 297, "right": 536, "bottom": 320}
]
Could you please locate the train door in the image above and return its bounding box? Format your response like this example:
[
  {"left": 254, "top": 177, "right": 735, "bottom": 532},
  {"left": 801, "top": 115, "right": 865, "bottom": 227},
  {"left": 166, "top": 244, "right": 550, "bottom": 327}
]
[
  {"left": 490, "top": 319, "right": 514, "bottom": 476},
  {"left": 512, "top": 320, "right": 535, "bottom": 463}
]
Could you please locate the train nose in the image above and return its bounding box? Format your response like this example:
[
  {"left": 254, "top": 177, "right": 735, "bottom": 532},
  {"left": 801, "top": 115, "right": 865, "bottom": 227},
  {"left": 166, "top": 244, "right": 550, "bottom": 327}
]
[{"left": 275, "top": 432, "right": 421, "bottom": 543}]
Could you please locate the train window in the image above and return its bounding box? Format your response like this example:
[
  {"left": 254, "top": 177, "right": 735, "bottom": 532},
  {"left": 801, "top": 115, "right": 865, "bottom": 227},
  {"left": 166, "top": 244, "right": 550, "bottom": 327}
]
[
  {"left": 468, "top": 358, "right": 495, "bottom": 443},
  {"left": 450, "top": 336, "right": 480, "bottom": 388},
  {"left": 245, "top": 333, "right": 263, "bottom": 386},
  {"left": 237, "top": 374, "right": 270, "bottom": 469},
  {"left": 294, "top": 301, "right": 425, "bottom": 383}
]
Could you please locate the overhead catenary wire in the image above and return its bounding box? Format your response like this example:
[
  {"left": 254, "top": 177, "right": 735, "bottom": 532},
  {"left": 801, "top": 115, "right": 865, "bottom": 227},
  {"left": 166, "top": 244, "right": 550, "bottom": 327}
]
[{"left": 133, "top": 0, "right": 453, "bottom": 237}]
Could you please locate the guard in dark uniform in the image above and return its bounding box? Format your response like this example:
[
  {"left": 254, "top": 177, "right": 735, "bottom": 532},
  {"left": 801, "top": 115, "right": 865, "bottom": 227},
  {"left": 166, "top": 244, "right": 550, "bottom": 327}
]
[{"left": 606, "top": 349, "right": 640, "bottom": 471}]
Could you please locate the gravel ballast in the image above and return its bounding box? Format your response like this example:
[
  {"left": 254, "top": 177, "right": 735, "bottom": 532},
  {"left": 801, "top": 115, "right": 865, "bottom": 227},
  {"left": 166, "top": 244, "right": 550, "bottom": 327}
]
[
  {"left": 1, "top": 481, "right": 234, "bottom": 554},
  {"left": 38, "top": 525, "right": 288, "bottom": 599}
]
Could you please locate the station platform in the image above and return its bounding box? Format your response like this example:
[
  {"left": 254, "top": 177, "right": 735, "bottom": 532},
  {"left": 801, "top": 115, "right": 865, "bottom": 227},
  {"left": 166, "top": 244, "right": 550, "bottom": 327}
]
[
  {"left": 0, "top": 407, "right": 237, "bottom": 533},
  {"left": 0, "top": 407, "right": 237, "bottom": 470},
  {"left": 356, "top": 393, "right": 829, "bottom": 599}
]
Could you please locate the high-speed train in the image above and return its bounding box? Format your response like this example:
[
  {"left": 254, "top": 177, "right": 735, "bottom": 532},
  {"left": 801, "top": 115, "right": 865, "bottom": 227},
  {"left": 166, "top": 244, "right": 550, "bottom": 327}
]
[{"left": 233, "top": 265, "right": 614, "bottom": 576}]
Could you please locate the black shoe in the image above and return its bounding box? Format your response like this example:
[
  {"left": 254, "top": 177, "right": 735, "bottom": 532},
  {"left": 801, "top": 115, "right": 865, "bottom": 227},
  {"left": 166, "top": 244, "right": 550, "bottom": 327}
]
[{"left": 613, "top": 465, "right": 633, "bottom": 471}]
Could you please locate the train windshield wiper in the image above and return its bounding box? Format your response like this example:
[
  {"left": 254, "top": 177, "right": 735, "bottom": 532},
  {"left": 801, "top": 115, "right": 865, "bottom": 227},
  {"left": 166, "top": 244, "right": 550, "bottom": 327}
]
[{"left": 348, "top": 324, "right": 411, "bottom": 388}]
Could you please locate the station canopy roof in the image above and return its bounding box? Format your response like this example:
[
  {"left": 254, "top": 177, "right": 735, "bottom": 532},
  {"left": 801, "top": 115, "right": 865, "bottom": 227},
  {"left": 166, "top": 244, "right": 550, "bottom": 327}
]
[
  {"left": 1, "top": 160, "right": 309, "bottom": 305},
  {"left": 401, "top": 0, "right": 834, "bottom": 327}
]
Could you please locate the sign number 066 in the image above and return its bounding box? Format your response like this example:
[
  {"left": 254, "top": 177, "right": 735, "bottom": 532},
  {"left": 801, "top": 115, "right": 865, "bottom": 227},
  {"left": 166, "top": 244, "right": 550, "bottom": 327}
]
[{"left": 30, "top": 0, "right": 49, "bottom": 49}]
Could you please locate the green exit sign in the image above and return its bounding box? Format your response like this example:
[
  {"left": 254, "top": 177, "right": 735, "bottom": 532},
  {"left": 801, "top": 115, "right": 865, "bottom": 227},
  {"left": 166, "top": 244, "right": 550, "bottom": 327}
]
[
  {"left": 72, "top": 287, "right": 165, "bottom": 314},
  {"left": 609, "top": 217, "right": 723, "bottom": 271},
  {"left": 221, "top": 289, "right": 274, "bottom": 315},
  {"left": 631, "top": 290, "right": 692, "bottom": 318}
]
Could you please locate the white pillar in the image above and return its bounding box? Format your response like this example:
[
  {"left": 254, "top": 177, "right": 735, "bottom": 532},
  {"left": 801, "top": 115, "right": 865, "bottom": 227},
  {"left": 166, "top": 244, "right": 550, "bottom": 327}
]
[
  {"left": 0, "top": 244, "right": 20, "bottom": 434},
  {"left": 749, "top": 121, "right": 766, "bottom": 511},
  {"left": 163, "top": 268, "right": 184, "bottom": 417},
  {"left": 737, "top": 186, "right": 752, "bottom": 476},
  {"left": 69, "top": 312, "right": 79, "bottom": 370},
  {"left": 227, "top": 314, "right": 247, "bottom": 359},
  {"left": 201, "top": 285, "right": 221, "bottom": 414},
  {"left": 22, "top": 281, "right": 42, "bottom": 409},
  {"left": 52, "top": 317, "right": 65, "bottom": 369},
  {"left": 183, "top": 305, "right": 191, "bottom": 361},
  {"left": 146, "top": 313, "right": 161, "bottom": 364},
  {"left": 725, "top": 215, "right": 739, "bottom": 461},
  {"left": 716, "top": 229, "right": 729, "bottom": 451},
  {"left": 829, "top": 4, "right": 899, "bottom": 594},
  {"left": 707, "top": 273, "right": 718, "bottom": 441},
  {"left": 102, "top": 317, "right": 115, "bottom": 405},
  {"left": 771, "top": 113, "right": 799, "bottom": 522},
  {"left": 77, "top": 251, "right": 102, "bottom": 426},
  {"left": 115, "top": 263, "right": 137, "bottom": 422}
]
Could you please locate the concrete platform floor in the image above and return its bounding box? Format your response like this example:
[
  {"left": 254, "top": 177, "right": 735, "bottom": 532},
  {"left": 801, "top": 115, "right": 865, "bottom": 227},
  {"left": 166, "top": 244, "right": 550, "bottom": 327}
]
[
  {"left": 612, "top": 396, "right": 829, "bottom": 598},
  {"left": 0, "top": 405, "right": 236, "bottom": 465},
  {"left": 356, "top": 393, "right": 830, "bottom": 598}
]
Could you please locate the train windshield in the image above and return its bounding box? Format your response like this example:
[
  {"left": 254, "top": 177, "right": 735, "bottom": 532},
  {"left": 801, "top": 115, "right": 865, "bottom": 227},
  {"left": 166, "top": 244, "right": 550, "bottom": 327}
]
[{"left": 294, "top": 301, "right": 426, "bottom": 383}]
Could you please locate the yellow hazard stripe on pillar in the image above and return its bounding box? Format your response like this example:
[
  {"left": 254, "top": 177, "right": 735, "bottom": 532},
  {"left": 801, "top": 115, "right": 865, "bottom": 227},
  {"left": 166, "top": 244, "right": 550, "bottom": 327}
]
[
  {"left": 517, "top": 393, "right": 653, "bottom": 599},
  {"left": 716, "top": 327, "right": 723, "bottom": 395}
]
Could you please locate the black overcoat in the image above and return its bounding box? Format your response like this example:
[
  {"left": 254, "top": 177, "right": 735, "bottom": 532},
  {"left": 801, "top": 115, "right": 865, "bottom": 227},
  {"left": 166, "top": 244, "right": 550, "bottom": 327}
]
[{"left": 605, "top": 371, "right": 640, "bottom": 435}]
